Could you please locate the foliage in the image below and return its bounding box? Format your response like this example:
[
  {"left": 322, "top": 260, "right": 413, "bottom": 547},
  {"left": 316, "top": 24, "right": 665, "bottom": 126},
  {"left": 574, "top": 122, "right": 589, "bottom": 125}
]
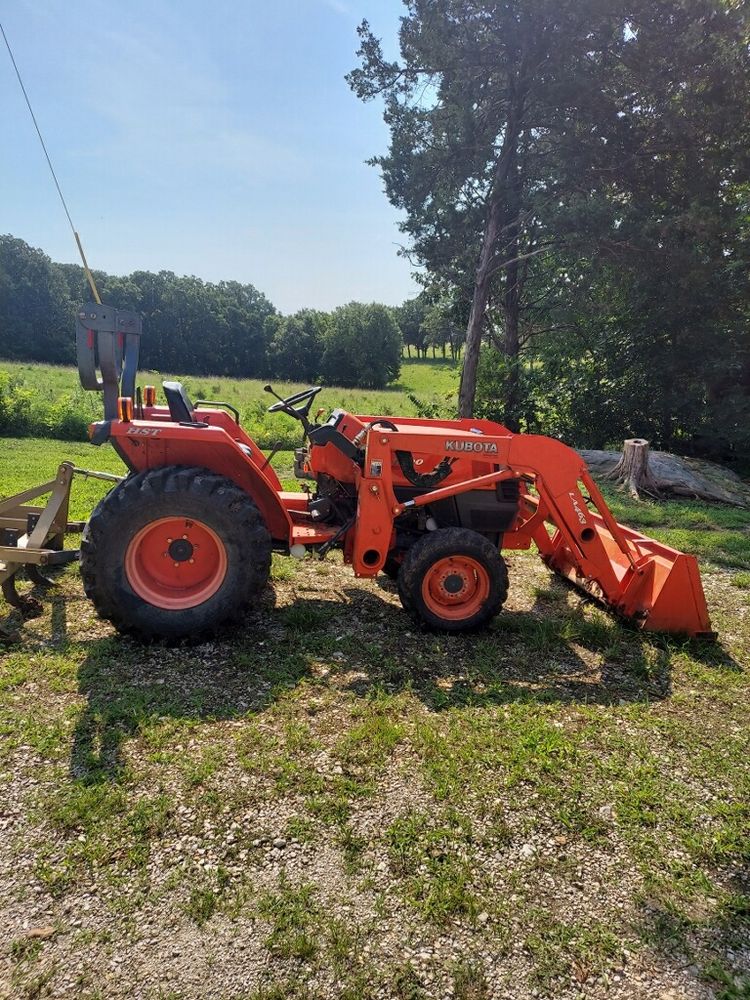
[
  {"left": 266, "top": 309, "right": 328, "bottom": 382},
  {"left": 321, "top": 302, "right": 402, "bottom": 389},
  {"left": 0, "top": 235, "right": 74, "bottom": 365},
  {"left": 0, "top": 370, "right": 33, "bottom": 435},
  {"left": 349, "top": 0, "right": 750, "bottom": 461}
]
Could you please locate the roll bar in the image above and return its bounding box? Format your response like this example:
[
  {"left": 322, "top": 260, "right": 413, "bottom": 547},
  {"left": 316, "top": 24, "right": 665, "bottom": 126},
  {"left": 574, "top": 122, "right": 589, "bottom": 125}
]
[{"left": 76, "top": 303, "right": 143, "bottom": 419}]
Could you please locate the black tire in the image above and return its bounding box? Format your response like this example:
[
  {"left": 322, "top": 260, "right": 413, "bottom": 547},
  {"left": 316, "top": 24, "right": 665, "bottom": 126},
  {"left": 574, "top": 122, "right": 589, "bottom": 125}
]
[
  {"left": 397, "top": 528, "right": 508, "bottom": 632},
  {"left": 382, "top": 555, "right": 402, "bottom": 581},
  {"left": 80, "top": 466, "right": 271, "bottom": 641}
]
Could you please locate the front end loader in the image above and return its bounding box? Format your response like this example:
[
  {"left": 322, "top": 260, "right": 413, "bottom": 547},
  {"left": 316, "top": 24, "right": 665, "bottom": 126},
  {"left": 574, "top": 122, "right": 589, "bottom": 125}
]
[{"left": 70, "top": 302, "right": 714, "bottom": 642}]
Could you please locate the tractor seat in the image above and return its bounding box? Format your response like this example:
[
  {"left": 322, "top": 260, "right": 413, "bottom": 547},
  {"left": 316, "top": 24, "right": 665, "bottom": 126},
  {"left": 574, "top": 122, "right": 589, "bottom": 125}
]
[{"left": 162, "top": 381, "right": 195, "bottom": 423}]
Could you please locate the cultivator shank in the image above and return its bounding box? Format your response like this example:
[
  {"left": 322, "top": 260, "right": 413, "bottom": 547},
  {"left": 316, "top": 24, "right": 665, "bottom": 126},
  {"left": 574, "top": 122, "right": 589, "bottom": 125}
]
[{"left": 0, "top": 462, "right": 123, "bottom": 625}]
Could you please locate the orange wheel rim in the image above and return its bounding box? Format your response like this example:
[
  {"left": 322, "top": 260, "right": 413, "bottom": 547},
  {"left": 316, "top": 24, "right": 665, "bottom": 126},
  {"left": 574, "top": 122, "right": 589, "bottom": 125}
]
[
  {"left": 421, "top": 555, "right": 490, "bottom": 621},
  {"left": 125, "top": 516, "right": 227, "bottom": 610}
]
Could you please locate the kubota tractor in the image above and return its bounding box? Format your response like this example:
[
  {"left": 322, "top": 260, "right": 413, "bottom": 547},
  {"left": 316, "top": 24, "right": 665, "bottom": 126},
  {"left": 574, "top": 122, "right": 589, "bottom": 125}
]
[{"left": 73, "top": 303, "right": 713, "bottom": 641}]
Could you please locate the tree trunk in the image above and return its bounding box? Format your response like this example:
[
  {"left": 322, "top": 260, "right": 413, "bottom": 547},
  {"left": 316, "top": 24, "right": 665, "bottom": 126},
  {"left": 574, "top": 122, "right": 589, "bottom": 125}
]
[
  {"left": 502, "top": 148, "right": 522, "bottom": 430},
  {"left": 458, "top": 267, "right": 494, "bottom": 417},
  {"left": 502, "top": 250, "right": 521, "bottom": 429},
  {"left": 458, "top": 113, "right": 521, "bottom": 418},
  {"left": 608, "top": 439, "right": 661, "bottom": 499}
]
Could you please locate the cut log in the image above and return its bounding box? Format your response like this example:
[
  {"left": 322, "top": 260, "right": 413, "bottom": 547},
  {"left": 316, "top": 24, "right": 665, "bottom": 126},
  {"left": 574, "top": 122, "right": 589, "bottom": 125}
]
[
  {"left": 607, "top": 439, "right": 661, "bottom": 499},
  {"left": 579, "top": 447, "right": 750, "bottom": 507}
]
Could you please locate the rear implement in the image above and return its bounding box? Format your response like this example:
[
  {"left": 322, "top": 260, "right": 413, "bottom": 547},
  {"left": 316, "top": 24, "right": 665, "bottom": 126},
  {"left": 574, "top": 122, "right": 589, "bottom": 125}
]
[{"left": 0, "top": 462, "right": 122, "bottom": 624}]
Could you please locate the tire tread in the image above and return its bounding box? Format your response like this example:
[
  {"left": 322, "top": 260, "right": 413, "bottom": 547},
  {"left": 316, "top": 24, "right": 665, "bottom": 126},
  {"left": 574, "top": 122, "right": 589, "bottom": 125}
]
[
  {"left": 397, "top": 527, "right": 508, "bottom": 632},
  {"left": 80, "top": 466, "right": 271, "bottom": 640}
]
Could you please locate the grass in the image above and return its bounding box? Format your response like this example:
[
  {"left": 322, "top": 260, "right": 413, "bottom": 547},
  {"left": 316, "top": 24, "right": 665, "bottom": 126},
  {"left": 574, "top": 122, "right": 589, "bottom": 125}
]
[
  {"left": 0, "top": 356, "right": 459, "bottom": 448},
  {"left": 1, "top": 386, "right": 749, "bottom": 996},
  {"left": 599, "top": 484, "right": 750, "bottom": 570}
]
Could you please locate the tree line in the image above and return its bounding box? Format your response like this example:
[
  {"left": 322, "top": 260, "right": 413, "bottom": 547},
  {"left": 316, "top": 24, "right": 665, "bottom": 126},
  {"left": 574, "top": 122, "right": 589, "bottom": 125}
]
[
  {"left": 0, "top": 235, "right": 459, "bottom": 390},
  {"left": 349, "top": 0, "right": 750, "bottom": 464}
]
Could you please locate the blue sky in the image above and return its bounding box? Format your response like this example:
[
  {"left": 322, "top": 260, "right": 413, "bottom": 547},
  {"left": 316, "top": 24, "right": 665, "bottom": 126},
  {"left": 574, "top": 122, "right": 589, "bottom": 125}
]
[{"left": 1, "top": 0, "right": 418, "bottom": 312}]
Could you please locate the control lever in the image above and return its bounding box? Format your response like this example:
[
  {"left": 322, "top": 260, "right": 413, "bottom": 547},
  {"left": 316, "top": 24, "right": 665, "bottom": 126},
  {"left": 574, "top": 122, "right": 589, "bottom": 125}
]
[{"left": 263, "top": 384, "right": 288, "bottom": 407}]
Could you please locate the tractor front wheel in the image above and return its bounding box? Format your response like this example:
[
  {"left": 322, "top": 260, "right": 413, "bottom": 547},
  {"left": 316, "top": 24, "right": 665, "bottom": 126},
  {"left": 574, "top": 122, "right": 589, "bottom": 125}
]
[
  {"left": 397, "top": 528, "right": 508, "bottom": 632},
  {"left": 80, "top": 466, "right": 271, "bottom": 640}
]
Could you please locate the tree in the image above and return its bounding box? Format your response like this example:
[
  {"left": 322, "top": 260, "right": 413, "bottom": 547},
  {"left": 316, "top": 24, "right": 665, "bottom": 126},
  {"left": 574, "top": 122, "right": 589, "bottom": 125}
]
[
  {"left": 0, "top": 235, "right": 73, "bottom": 363},
  {"left": 395, "top": 296, "right": 428, "bottom": 357},
  {"left": 348, "top": 0, "right": 629, "bottom": 422},
  {"left": 267, "top": 309, "right": 328, "bottom": 381},
  {"left": 524, "top": 2, "right": 750, "bottom": 459},
  {"left": 348, "top": 0, "right": 750, "bottom": 442},
  {"left": 422, "top": 303, "right": 464, "bottom": 360},
  {"left": 321, "top": 302, "right": 402, "bottom": 388}
]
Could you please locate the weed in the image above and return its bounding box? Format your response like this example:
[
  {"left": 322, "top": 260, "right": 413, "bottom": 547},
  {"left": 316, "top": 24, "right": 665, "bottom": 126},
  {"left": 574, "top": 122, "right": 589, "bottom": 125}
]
[
  {"left": 185, "top": 886, "right": 219, "bottom": 926},
  {"left": 525, "top": 914, "right": 622, "bottom": 987},
  {"left": 390, "top": 963, "right": 427, "bottom": 1000},
  {"left": 452, "top": 959, "right": 490, "bottom": 1000},
  {"left": 387, "top": 809, "right": 480, "bottom": 923},
  {"left": 10, "top": 938, "right": 43, "bottom": 964},
  {"left": 257, "top": 875, "right": 319, "bottom": 960}
]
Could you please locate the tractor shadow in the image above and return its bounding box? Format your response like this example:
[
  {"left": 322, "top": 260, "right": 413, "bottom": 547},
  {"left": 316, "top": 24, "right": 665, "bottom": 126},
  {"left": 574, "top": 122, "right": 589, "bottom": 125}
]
[
  {"left": 344, "top": 575, "right": 741, "bottom": 709},
  {"left": 62, "top": 572, "right": 741, "bottom": 784}
]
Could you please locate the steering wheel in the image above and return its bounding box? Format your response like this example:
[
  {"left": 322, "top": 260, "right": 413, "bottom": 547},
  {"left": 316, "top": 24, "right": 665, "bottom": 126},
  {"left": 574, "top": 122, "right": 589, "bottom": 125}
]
[{"left": 266, "top": 385, "right": 322, "bottom": 414}]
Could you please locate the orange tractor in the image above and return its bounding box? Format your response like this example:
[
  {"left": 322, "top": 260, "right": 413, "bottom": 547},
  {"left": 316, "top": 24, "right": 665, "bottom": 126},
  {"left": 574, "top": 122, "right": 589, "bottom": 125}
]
[{"left": 66, "top": 303, "right": 712, "bottom": 641}]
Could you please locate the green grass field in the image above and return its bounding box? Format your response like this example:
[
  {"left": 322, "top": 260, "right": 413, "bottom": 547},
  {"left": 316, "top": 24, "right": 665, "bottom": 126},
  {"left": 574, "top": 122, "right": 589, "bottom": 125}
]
[
  {"left": 1, "top": 355, "right": 460, "bottom": 406},
  {"left": 0, "top": 357, "right": 460, "bottom": 449},
  {"left": 1, "top": 385, "right": 749, "bottom": 997}
]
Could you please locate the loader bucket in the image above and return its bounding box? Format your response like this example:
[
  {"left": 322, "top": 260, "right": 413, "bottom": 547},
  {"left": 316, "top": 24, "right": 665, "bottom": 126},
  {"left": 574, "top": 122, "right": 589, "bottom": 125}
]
[{"left": 545, "top": 509, "right": 714, "bottom": 638}]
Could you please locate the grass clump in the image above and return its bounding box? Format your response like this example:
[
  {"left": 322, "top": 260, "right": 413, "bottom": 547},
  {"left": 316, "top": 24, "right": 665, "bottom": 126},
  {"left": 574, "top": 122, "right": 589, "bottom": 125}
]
[
  {"left": 257, "top": 875, "right": 319, "bottom": 960},
  {"left": 386, "top": 808, "right": 480, "bottom": 923}
]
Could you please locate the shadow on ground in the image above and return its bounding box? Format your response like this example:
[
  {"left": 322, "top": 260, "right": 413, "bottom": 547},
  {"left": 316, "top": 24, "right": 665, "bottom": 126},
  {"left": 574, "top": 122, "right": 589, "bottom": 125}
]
[{"left": 21, "top": 571, "right": 731, "bottom": 786}]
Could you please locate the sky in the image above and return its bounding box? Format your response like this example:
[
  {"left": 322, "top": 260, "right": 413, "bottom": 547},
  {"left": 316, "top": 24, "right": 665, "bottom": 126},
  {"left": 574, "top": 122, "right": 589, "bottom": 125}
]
[{"left": 1, "top": 0, "right": 419, "bottom": 313}]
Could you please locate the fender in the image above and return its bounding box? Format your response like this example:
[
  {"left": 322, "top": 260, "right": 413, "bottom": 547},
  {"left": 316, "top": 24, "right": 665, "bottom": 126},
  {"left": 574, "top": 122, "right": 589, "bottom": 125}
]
[{"left": 108, "top": 420, "right": 293, "bottom": 542}]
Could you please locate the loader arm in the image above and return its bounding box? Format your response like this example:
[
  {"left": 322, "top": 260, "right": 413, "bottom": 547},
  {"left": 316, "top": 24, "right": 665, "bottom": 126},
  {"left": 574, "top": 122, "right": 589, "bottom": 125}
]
[{"left": 352, "top": 427, "right": 713, "bottom": 638}]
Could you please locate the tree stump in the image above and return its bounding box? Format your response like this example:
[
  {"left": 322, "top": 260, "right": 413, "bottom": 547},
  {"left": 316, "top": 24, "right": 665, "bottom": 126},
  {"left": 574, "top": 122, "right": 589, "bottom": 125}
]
[{"left": 608, "top": 438, "right": 661, "bottom": 499}]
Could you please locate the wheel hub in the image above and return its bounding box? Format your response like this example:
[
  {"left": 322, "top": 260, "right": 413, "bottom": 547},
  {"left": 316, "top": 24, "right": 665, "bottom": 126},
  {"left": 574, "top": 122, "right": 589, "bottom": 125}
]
[
  {"left": 421, "top": 554, "right": 491, "bottom": 621},
  {"left": 168, "top": 538, "right": 194, "bottom": 562},
  {"left": 442, "top": 572, "right": 465, "bottom": 595},
  {"left": 125, "top": 516, "right": 227, "bottom": 610}
]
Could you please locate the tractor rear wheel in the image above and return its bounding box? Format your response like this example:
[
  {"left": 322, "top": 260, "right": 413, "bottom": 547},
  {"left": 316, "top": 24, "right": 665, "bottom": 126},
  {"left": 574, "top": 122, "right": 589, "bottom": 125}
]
[
  {"left": 80, "top": 466, "right": 271, "bottom": 640},
  {"left": 397, "top": 528, "right": 508, "bottom": 632}
]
